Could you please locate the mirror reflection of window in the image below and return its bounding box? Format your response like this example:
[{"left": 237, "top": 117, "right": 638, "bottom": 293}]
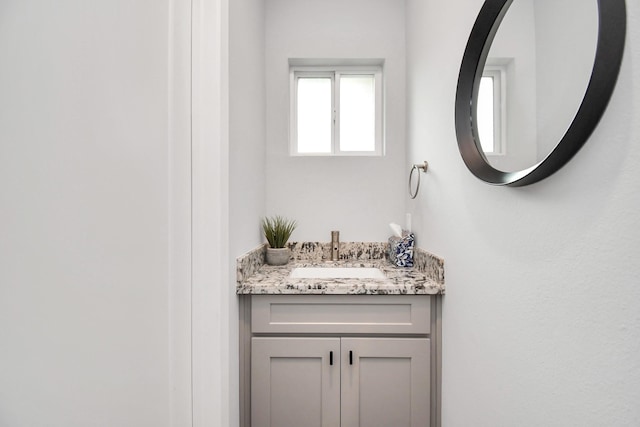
[
  {"left": 478, "top": 76, "right": 496, "bottom": 153},
  {"left": 477, "top": 66, "right": 506, "bottom": 155}
]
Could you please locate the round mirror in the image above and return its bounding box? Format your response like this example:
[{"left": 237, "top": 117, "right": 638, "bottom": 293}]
[
  {"left": 481, "top": 0, "right": 598, "bottom": 173},
  {"left": 455, "top": 0, "right": 626, "bottom": 186}
]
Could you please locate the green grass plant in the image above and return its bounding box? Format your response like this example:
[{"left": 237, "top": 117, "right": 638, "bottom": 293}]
[{"left": 261, "top": 215, "right": 297, "bottom": 248}]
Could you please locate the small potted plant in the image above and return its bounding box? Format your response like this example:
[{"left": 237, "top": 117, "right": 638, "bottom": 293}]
[{"left": 261, "top": 215, "right": 297, "bottom": 266}]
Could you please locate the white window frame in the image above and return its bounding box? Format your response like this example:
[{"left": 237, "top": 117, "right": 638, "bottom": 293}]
[
  {"left": 480, "top": 65, "right": 507, "bottom": 156},
  {"left": 289, "top": 65, "right": 383, "bottom": 156}
]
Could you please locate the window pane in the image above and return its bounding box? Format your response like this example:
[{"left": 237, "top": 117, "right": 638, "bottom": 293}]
[
  {"left": 297, "top": 77, "right": 332, "bottom": 153},
  {"left": 339, "top": 75, "right": 375, "bottom": 152},
  {"left": 477, "top": 76, "right": 495, "bottom": 153}
]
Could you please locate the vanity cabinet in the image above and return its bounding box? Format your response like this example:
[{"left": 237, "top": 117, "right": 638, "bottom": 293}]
[{"left": 241, "top": 295, "right": 441, "bottom": 427}]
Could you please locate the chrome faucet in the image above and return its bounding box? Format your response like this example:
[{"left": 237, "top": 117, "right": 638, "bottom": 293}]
[{"left": 331, "top": 231, "right": 340, "bottom": 261}]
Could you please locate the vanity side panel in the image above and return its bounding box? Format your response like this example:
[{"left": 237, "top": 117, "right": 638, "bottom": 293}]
[
  {"left": 239, "top": 296, "right": 252, "bottom": 427},
  {"left": 432, "top": 295, "right": 442, "bottom": 427}
]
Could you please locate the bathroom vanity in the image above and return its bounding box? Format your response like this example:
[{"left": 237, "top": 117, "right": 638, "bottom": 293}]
[{"left": 237, "top": 242, "right": 444, "bottom": 427}]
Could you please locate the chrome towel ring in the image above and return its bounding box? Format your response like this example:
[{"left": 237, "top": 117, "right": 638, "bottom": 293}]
[{"left": 408, "top": 161, "right": 429, "bottom": 199}]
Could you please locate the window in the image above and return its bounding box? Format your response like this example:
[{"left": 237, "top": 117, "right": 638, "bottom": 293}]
[
  {"left": 290, "top": 66, "right": 383, "bottom": 156},
  {"left": 477, "top": 66, "right": 506, "bottom": 155}
]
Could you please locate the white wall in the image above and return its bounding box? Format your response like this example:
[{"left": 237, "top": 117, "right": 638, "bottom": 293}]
[
  {"left": 230, "top": 0, "right": 266, "bottom": 253},
  {"left": 265, "top": 0, "right": 407, "bottom": 242},
  {"left": 0, "top": 1, "right": 185, "bottom": 426},
  {"left": 229, "top": 0, "right": 266, "bottom": 425},
  {"left": 407, "top": 0, "right": 640, "bottom": 425}
]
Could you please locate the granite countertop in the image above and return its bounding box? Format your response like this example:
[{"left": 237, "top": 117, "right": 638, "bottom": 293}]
[{"left": 236, "top": 242, "right": 445, "bottom": 295}]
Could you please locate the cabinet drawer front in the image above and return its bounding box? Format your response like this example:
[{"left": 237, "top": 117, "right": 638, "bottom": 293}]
[{"left": 251, "top": 295, "right": 431, "bottom": 334}]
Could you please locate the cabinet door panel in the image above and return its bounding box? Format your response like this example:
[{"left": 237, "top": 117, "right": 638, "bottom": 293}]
[
  {"left": 341, "top": 338, "right": 430, "bottom": 427},
  {"left": 251, "top": 337, "right": 340, "bottom": 427}
]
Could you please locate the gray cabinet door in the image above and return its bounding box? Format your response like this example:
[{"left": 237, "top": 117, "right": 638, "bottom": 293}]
[
  {"left": 341, "top": 338, "right": 430, "bottom": 427},
  {"left": 251, "top": 337, "right": 341, "bottom": 427}
]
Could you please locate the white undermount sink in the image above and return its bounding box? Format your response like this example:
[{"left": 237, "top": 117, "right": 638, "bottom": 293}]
[{"left": 289, "top": 267, "right": 386, "bottom": 280}]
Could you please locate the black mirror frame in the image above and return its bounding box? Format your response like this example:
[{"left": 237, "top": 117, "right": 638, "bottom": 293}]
[{"left": 455, "top": 0, "right": 626, "bottom": 186}]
